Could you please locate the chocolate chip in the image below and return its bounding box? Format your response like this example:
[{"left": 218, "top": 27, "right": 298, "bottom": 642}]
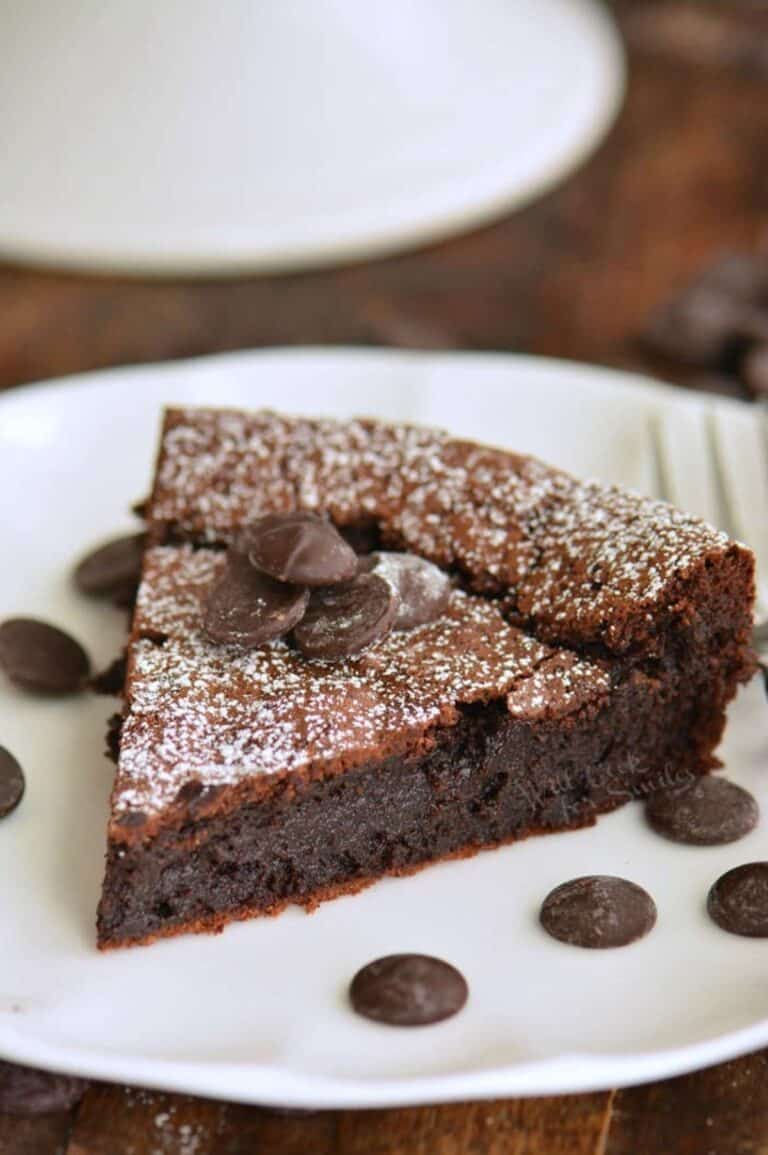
[
  {"left": 643, "top": 253, "right": 768, "bottom": 370},
  {"left": 359, "top": 552, "right": 452, "bottom": 629},
  {"left": 698, "top": 252, "right": 768, "bottom": 301},
  {"left": 105, "top": 713, "right": 123, "bottom": 764},
  {"left": 349, "top": 954, "right": 468, "bottom": 1026},
  {"left": 540, "top": 875, "right": 657, "bottom": 948},
  {"left": 644, "top": 285, "right": 749, "bottom": 368},
  {"left": 0, "top": 1059, "right": 87, "bottom": 1115},
  {"left": 73, "top": 533, "right": 145, "bottom": 605},
  {"left": 293, "top": 572, "right": 398, "bottom": 659},
  {"left": 707, "top": 862, "right": 768, "bottom": 936},
  {"left": 90, "top": 655, "right": 127, "bottom": 696},
  {"left": 0, "top": 618, "right": 90, "bottom": 695},
  {"left": 203, "top": 551, "right": 309, "bottom": 648},
  {"left": 0, "top": 747, "right": 24, "bottom": 818},
  {"left": 241, "top": 512, "right": 358, "bottom": 587},
  {"left": 646, "top": 776, "right": 758, "bottom": 845},
  {"left": 743, "top": 343, "right": 768, "bottom": 399}
]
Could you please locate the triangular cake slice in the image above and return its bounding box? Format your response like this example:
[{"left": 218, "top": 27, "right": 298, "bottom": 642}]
[{"left": 97, "top": 409, "right": 755, "bottom": 948}]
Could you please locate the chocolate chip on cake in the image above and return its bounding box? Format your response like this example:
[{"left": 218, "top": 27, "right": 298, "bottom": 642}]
[
  {"left": 203, "top": 550, "right": 309, "bottom": 648},
  {"left": 540, "top": 875, "right": 657, "bottom": 948},
  {"left": 359, "top": 552, "right": 452, "bottom": 629},
  {"left": 74, "top": 532, "right": 146, "bottom": 605},
  {"left": 349, "top": 954, "right": 468, "bottom": 1026},
  {"left": 293, "top": 571, "right": 399, "bottom": 658},
  {"left": 646, "top": 776, "right": 759, "bottom": 845},
  {"left": 0, "top": 618, "right": 90, "bottom": 695},
  {"left": 707, "top": 862, "right": 768, "bottom": 936},
  {"left": 242, "top": 512, "right": 358, "bottom": 587},
  {"left": 0, "top": 1060, "right": 87, "bottom": 1116},
  {"left": 0, "top": 747, "right": 24, "bottom": 818}
]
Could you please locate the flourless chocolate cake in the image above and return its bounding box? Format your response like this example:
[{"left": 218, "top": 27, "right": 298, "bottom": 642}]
[{"left": 96, "top": 409, "right": 756, "bottom": 949}]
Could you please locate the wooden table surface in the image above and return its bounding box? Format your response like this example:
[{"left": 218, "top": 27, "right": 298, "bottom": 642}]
[{"left": 1, "top": 3, "right": 767, "bottom": 1151}]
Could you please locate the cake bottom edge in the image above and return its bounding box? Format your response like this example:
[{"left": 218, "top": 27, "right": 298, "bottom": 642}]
[
  {"left": 96, "top": 795, "right": 642, "bottom": 951},
  {"left": 96, "top": 661, "right": 727, "bottom": 950}
]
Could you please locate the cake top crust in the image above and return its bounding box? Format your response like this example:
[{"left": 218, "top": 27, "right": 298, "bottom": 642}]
[
  {"left": 147, "top": 407, "right": 737, "bottom": 653},
  {"left": 112, "top": 545, "right": 612, "bottom": 825}
]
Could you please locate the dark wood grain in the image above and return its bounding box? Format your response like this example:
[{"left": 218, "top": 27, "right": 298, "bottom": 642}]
[
  {"left": 0, "top": 2, "right": 765, "bottom": 398},
  {"left": 607, "top": 1052, "right": 768, "bottom": 1155},
  {"left": 0, "top": 1110, "right": 74, "bottom": 1155},
  {"left": 334, "top": 1095, "right": 614, "bottom": 1155},
  {"left": 1, "top": 3, "right": 768, "bottom": 1152},
  {"left": 65, "top": 1086, "right": 225, "bottom": 1155},
  {"left": 57, "top": 1086, "right": 613, "bottom": 1155}
]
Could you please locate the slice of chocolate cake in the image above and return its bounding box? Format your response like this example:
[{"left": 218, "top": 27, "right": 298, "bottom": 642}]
[{"left": 96, "top": 409, "right": 755, "bottom": 949}]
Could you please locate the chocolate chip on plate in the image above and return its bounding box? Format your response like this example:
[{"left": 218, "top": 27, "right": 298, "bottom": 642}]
[
  {"left": 0, "top": 618, "right": 91, "bottom": 695},
  {"left": 646, "top": 776, "right": 759, "bottom": 846},
  {"left": 203, "top": 551, "right": 309, "bottom": 648},
  {"left": 105, "top": 712, "right": 123, "bottom": 764},
  {"left": 540, "top": 875, "right": 657, "bottom": 949},
  {"left": 73, "top": 532, "right": 146, "bottom": 605},
  {"left": 707, "top": 862, "right": 768, "bottom": 937},
  {"left": 349, "top": 954, "right": 468, "bottom": 1026},
  {"left": 358, "top": 552, "right": 452, "bottom": 629},
  {"left": 293, "top": 572, "right": 398, "bottom": 659},
  {"left": 90, "top": 654, "right": 128, "bottom": 697},
  {"left": 0, "top": 747, "right": 24, "bottom": 818},
  {"left": 242, "top": 512, "right": 358, "bottom": 587},
  {"left": 0, "top": 1059, "right": 87, "bottom": 1115}
]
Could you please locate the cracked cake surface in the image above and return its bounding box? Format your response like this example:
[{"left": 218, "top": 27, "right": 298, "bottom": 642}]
[
  {"left": 112, "top": 545, "right": 612, "bottom": 828},
  {"left": 147, "top": 407, "right": 748, "bottom": 654}
]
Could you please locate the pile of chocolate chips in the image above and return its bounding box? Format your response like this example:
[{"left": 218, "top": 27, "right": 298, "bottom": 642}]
[
  {"left": 643, "top": 251, "right": 768, "bottom": 397},
  {"left": 203, "top": 511, "right": 452, "bottom": 658}
]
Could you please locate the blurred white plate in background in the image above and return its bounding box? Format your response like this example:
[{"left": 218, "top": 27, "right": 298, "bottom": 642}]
[
  {"left": 0, "top": 0, "right": 624, "bottom": 275},
  {"left": 0, "top": 348, "right": 766, "bottom": 1107}
]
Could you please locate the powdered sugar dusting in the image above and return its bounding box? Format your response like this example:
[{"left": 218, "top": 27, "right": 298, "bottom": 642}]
[
  {"left": 118, "top": 406, "right": 745, "bottom": 824},
  {"left": 506, "top": 652, "right": 611, "bottom": 721},
  {"left": 149, "top": 408, "right": 733, "bottom": 652},
  {"left": 512, "top": 479, "right": 733, "bottom": 649},
  {"left": 115, "top": 546, "right": 611, "bottom": 818}
]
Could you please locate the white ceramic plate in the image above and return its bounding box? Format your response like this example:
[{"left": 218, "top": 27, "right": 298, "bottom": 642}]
[
  {"left": 0, "top": 0, "right": 624, "bottom": 275},
  {"left": 1, "top": 349, "right": 767, "bottom": 1108}
]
